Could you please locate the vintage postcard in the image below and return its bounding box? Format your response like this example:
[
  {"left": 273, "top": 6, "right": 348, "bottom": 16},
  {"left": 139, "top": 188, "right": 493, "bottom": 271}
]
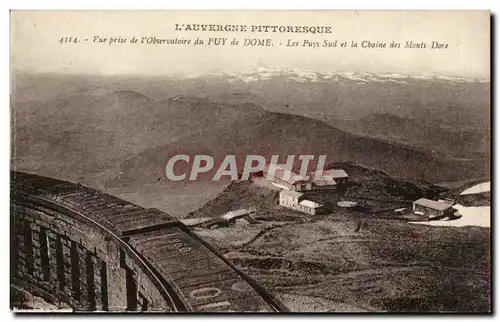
[{"left": 10, "top": 10, "right": 491, "bottom": 313}]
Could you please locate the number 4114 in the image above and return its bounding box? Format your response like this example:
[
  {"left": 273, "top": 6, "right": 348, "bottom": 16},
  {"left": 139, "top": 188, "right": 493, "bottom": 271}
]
[{"left": 59, "top": 37, "right": 79, "bottom": 44}]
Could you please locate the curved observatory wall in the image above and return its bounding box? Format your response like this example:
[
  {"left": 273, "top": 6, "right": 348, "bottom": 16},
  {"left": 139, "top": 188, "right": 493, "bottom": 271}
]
[{"left": 10, "top": 171, "right": 287, "bottom": 312}]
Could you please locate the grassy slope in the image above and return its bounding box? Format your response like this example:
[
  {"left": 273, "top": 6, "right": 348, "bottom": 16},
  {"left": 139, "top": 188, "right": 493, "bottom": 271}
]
[
  {"left": 110, "top": 111, "right": 489, "bottom": 189},
  {"left": 188, "top": 168, "right": 490, "bottom": 312},
  {"left": 230, "top": 219, "right": 490, "bottom": 312}
]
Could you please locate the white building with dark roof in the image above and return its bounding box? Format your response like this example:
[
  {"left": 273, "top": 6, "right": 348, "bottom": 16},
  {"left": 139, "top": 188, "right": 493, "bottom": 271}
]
[
  {"left": 413, "top": 198, "right": 456, "bottom": 220},
  {"left": 279, "top": 190, "right": 327, "bottom": 215}
]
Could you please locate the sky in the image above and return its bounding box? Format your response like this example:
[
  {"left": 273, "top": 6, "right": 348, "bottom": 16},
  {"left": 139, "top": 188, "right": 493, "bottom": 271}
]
[{"left": 10, "top": 11, "right": 490, "bottom": 78}]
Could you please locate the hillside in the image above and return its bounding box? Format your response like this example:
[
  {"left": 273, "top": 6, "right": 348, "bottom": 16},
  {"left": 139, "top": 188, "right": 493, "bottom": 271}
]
[
  {"left": 187, "top": 181, "right": 279, "bottom": 219},
  {"left": 11, "top": 92, "right": 265, "bottom": 187},
  {"left": 109, "top": 111, "right": 489, "bottom": 189},
  {"left": 185, "top": 167, "right": 490, "bottom": 312},
  {"left": 11, "top": 73, "right": 490, "bottom": 219},
  {"left": 204, "top": 70, "right": 490, "bottom": 130},
  {"left": 12, "top": 72, "right": 490, "bottom": 167},
  {"left": 217, "top": 220, "right": 490, "bottom": 312},
  {"left": 13, "top": 72, "right": 491, "bottom": 131},
  {"left": 334, "top": 113, "right": 490, "bottom": 158}
]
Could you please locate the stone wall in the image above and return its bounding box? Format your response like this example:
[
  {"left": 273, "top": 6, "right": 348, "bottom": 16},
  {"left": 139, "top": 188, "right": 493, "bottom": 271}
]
[{"left": 11, "top": 201, "right": 170, "bottom": 311}]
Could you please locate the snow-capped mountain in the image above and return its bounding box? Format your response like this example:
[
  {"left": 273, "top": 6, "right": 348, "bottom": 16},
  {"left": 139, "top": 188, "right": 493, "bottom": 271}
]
[{"left": 182, "top": 68, "right": 489, "bottom": 85}]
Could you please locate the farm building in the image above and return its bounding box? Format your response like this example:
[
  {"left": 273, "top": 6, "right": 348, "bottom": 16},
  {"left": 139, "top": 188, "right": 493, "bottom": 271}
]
[
  {"left": 279, "top": 190, "right": 327, "bottom": 215},
  {"left": 263, "top": 163, "right": 338, "bottom": 192},
  {"left": 412, "top": 198, "right": 456, "bottom": 220}
]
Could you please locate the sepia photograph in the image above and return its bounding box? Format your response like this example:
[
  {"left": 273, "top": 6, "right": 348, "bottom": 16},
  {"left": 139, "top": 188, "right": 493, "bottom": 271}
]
[{"left": 9, "top": 10, "right": 491, "bottom": 313}]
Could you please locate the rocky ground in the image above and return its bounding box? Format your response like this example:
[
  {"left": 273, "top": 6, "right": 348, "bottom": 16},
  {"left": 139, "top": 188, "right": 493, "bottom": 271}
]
[
  {"left": 194, "top": 211, "right": 490, "bottom": 312},
  {"left": 188, "top": 165, "right": 491, "bottom": 312}
]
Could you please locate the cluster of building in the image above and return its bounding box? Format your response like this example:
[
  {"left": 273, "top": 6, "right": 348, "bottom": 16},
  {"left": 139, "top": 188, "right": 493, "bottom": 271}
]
[
  {"left": 262, "top": 162, "right": 459, "bottom": 220},
  {"left": 262, "top": 163, "right": 349, "bottom": 215},
  {"left": 279, "top": 190, "right": 328, "bottom": 215}
]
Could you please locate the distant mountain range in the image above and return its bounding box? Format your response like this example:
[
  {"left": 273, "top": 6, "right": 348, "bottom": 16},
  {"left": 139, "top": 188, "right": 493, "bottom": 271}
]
[
  {"left": 180, "top": 68, "right": 490, "bottom": 85},
  {"left": 11, "top": 71, "right": 490, "bottom": 215},
  {"left": 108, "top": 104, "right": 488, "bottom": 189}
]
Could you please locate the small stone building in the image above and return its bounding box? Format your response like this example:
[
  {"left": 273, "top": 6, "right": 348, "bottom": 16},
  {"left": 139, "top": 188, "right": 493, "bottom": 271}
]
[
  {"left": 279, "top": 190, "right": 327, "bottom": 215},
  {"left": 412, "top": 198, "right": 456, "bottom": 220}
]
